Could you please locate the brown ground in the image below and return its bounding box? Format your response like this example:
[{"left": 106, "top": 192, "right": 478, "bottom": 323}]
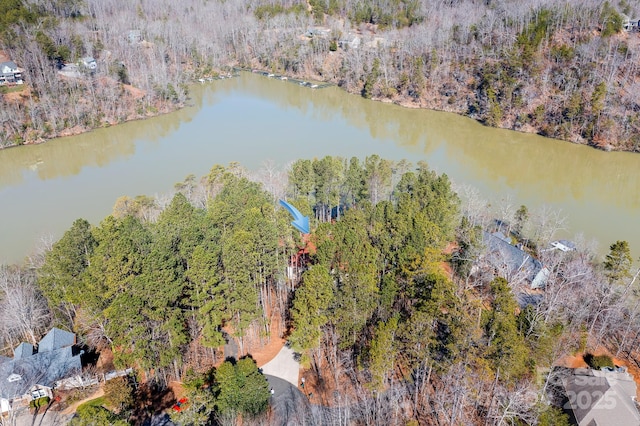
[
  {"left": 96, "top": 347, "right": 116, "bottom": 373},
  {"left": 1, "top": 85, "right": 30, "bottom": 103},
  {"left": 296, "top": 361, "right": 363, "bottom": 406},
  {"left": 60, "top": 388, "right": 104, "bottom": 415},
  {"left": 235, "top": 293, "right": 289, "bottom": 368},
  {"left": 122, "top": 83, "right": 146, "bottom": 100},
  {"left": 252, "top": 334, "right": 286, "bottom": 368}
]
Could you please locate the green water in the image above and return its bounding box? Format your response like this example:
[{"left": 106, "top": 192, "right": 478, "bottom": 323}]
[{"left": 1, "top": 72, "right": 638, "bottom": 264}]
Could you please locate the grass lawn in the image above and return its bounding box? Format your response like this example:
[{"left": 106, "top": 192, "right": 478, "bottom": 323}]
[
  {"left": 76, "top": 396, "right": 106, "bottom": 410},
  {"left": 0, "top": 85, "right": 24, "bottom": 94}
]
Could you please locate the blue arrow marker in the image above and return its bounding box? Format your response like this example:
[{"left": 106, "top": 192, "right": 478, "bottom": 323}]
[{"left": 279, "top": 199, "right": 310, "bottom": 234}]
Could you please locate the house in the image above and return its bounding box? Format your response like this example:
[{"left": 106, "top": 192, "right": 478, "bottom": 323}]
[
  {"left": 0, "top": 61, "right": 23, "bottom": 85},
  {"left": 58, "top": 63, "right": 82, "bottom": 79},
  {"left": 305, "top": 27, "right": 331, "bottom": 39},
  {"left": 79, "top": 56, "right": 97, "bottom": 70},
  {"left": 338, "top": 33, "right": 361, "bottom": 49},
  {"left": 551, "top": 240, "right": 577, "bottom": 252},
  {"left": 622, "top": 14, "right": 640, "bottom": 31},
  {"left": 0, "top": 328, "right": 83, "bottom": 414},
  {"left": 559, "top": 367, "right": 640, "bottom": 426},
  {"left": 480, "top": 231, "right": 549, "bottom": 290}
]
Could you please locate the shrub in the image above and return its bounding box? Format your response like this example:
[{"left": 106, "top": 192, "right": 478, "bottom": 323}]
[
  {"left": 29, "top": 396, "right": 50, "bottom": 409},
  {"left": 584, "top": 353, "right": 614, "bottom": 369}
]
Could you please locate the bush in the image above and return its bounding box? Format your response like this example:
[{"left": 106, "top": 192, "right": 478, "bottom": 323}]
[
  {"left": 104, "top": 376, "right": 134, "bottom": 413},
  {"left": 584, "top": 353, "right": 614, "bottom": 369},
  {"left": 29, "top": 396, "right": 50, "bottom": 409}
]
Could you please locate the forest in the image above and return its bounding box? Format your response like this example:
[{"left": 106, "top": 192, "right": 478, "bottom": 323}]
[
  {"left": 2, "top": 0, "right": 640, "bottom": 150},
  {"left": 1, "top": 155, "right": 639, "bottom": 425}
]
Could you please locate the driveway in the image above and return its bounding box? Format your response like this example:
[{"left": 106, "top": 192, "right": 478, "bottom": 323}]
[
  {"left": 264, "top": 375, "right": 311, "bottom": 425},
  {"left": 260, "top": 344, "right": 300, "bottom": 387},
  {"left": 11, "top": 408, "right": 70, "bottom": 426}
]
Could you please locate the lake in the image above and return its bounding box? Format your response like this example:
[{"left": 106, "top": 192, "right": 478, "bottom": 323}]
[{"left": 1, "top": 72, "right": 639, "bottom": 264}]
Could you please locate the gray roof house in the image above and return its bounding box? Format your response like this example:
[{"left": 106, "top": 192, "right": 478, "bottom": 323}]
[
  {"left": 562, "top": 367, "right": 640, "bottom": 426},
  {"left": 338, "top": 33, "right": 361, "bottom": 49},
  {"left": 38, "top": 327, "right": 76, "bottom": 352},
  {"left": 305, "top": 27, "right": 331, "bottom": 38},
  {"left": 13, "top": 342, "right": 34, "bottom": 360},
  {"left": 79, "top": 56, "right": 97, "bottom": 70},
  {"left": 0, "top": 328, "right": 82, "bottom": 414},
  {"left": 0, "top": 61, "right": 23, "bottom": 85},
  {"left": 481, "top": 231, "right": 549, "bottom": 289}
]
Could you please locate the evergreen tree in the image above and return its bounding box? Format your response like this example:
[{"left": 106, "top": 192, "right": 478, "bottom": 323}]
[
  {"left": 289, "top": 265, "right": 334, "bottom": 356},
  {"left": 482, "top": 278, "right": 530, "bottom": 380},
  {"left": 366, "top": 316, "right": 398, "bottom": 390},
  {"left": 603, "top": 240, "right": 633, "bottom": 284},
  {"left": 214, "top": 358, "right": 270, "bottom": 417},
  {"left": 38, "top": 218, "right": 96, "bottom": 323}
]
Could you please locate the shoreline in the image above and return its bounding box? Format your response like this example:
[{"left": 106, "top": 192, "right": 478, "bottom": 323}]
[{"left": 1, "top": 69, "right": 636, "bottom": 155}]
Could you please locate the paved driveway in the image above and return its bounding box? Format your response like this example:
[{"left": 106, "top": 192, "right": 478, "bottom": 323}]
[
  {"left": 265, "top": 374, "right": 312, "bottom": 425},
  {"left": 260, "top": 344, "right": 300, "bottom": 387}
]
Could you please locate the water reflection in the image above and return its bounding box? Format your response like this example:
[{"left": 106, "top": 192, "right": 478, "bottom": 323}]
[
  {"left": 218, "top": 74, "right": 640, "bottom": 210},
  {"left": 0, "top": 88, "right": 206, "bottom": 187}
]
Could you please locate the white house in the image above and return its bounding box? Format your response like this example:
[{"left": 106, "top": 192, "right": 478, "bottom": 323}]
[
  {"left": 550, "top": 240, "right": 577, "bottom": 252},
  {"left": 0, "top": 61, "right": 23, "bottom": 85},
  {"left": 622, "top": 14, "right": 640, "bottom": 31}
]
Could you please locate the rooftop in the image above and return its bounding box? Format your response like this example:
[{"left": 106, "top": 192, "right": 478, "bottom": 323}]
[
  {"left": 0, "top": 328, "right": 82, "bottom": 400},
  {"left": 562, "top": 367, "right": 640, "bottom": 426},
  {"left": 482, "top": 231, "right": 546, "bottom": 285}
]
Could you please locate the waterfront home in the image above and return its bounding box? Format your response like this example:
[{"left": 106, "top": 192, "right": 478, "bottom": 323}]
[
  {"left": 79, "top": 56, "right": 97, "bottom": 70},
  {"left": 479, "top": 231, "right": 549, "bottom": 290},
  {"left": 551, "top": 240, "right": 577, "bottom": 252},
  {"left": 339, "top": 33, "right": 361, "bottom": 49},
  {"left": 0, "top": 61, "right": 23, "bottom": 85},
  {"left": 558, "top": 367, "right": 640, "bottom": 426},
  {"left": 0, "top": 328, "right": 83, "bottom": 414}
]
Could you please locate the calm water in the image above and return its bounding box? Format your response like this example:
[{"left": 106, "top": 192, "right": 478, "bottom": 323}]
[{"left": 1, "top": 72, "right": 639, "bottom": 264}]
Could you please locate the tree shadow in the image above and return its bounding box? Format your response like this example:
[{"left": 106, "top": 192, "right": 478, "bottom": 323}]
[{"left": 129, "top": 381, "right": 176, "bottom": 425}]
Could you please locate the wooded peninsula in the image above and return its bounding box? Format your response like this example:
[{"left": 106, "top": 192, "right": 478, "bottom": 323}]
[
  {"left": 1, "top": 0, "right": 640, "bottom": 151},
  {"left": 1, "top": 156, "right": 639, "bottom": 425}
]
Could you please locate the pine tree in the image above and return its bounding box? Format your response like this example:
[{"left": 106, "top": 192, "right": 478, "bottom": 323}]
[{"left": 604, "top": 240, "right": 633, "bottom": 284}]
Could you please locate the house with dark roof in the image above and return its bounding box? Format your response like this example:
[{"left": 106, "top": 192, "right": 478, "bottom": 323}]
[
  {"left": 0, "top": 61, "right": 23, "bottom": 85},
  {"left": 560, "top": 367, "right": 640, "bottom": 426},
  {"left": 0, "top": 328, "right": 82, "bottom": 414},
  {"left": 480, "top": 231, "right": 549, "bottom": 289}
]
